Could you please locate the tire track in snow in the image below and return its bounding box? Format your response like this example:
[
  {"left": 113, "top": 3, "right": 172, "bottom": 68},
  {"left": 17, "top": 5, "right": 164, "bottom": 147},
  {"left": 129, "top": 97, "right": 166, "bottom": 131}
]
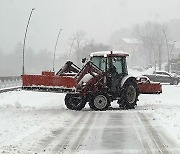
[
  {"left": 52, "top": 111, "right": 89, "bottom": 153},
  {"left": 69, "top": 111, "right": 97, "bottom": 152},
  {"left": 34, "top": 111, "right": 89, "bottom": 153},
  {"left": 132, "top": 112, "right": 152, "bottom": 154},
  {"left": 33, "top": 110, "right": 85, "bottom": 153},
  {"left": 137, "top": 112, "right": 170, "bottom": 154},
  {"left": 54, "top": 111, "right": 96, "bottom": 153}
]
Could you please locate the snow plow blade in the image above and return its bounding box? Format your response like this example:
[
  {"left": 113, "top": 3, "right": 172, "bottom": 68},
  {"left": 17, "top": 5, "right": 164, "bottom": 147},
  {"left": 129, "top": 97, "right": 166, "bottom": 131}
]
[
  {"left": 137, "top": 76, "right": 162, "bottom": 94},
  {"left": 22, "top": 71, "right": 77, "bottom": 92},
  {"left": 138, "top": 82, "right": 162, "bottom": 94}
]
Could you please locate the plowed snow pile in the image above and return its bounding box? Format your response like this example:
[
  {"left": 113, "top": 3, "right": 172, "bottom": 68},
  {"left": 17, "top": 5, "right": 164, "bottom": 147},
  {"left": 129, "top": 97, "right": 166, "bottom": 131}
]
[{"left": 0, "top": 90, "right": 66, "bottom": 109}]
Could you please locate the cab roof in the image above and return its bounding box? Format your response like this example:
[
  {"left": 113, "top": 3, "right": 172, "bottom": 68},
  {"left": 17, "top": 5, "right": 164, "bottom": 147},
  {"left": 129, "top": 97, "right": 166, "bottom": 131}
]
[{"left": 90, "top": 51, "right": 129, "bottom": 57}]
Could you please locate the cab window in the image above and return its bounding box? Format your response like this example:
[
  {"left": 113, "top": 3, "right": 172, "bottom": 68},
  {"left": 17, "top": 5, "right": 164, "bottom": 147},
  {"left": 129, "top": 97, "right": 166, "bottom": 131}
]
[
  {"left": 109, "top": 57, "right": 126, "bottom": 74},
  {"left": 91, "top": 57, "right": 106, "bottom": 71}
]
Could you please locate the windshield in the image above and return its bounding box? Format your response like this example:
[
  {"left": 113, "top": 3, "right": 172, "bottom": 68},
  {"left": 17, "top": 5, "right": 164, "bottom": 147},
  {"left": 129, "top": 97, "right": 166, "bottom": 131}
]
[
  {"left": 91, "top": 56, "right": 128, "bottom": 74},
  {"left": 91, "top": 57, "right": 107, "bottom": 71}
]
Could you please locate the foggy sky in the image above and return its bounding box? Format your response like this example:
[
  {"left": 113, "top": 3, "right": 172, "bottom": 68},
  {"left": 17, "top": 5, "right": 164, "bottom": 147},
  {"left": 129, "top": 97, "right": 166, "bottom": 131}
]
[{"left": 1, "top": 0, "right": 180, "bottom": 55}]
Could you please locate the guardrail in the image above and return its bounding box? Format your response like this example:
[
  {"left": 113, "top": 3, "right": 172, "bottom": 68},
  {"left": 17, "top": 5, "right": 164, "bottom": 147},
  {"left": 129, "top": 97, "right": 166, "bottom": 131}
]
[{"left": 0, "top": 76, "right": 22, "bottom": 89}]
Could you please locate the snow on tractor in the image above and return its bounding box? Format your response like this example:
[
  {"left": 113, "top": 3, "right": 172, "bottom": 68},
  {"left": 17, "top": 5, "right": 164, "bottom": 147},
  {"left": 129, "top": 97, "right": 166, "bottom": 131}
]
[{"left": 22, "top": 51, "right": 162, "bottom": 111}]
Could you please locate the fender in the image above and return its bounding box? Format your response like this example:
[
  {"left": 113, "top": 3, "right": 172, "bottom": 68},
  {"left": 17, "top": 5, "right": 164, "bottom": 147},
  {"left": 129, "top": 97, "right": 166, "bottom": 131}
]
[{"left": 120, "top": 75, "right": 136, "bottom": 87}]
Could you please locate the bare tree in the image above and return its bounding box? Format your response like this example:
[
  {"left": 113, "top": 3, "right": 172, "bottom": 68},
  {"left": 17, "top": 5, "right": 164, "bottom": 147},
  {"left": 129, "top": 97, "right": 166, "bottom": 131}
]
[
  {"left": 72, "top": 31, "right": 86, "bottom": 66},
  {"left": 132, "top": 22, "right": 166, "bottom": 70},
  {"left": 82, "top": 40, "right": 111, "bottom": 58}
]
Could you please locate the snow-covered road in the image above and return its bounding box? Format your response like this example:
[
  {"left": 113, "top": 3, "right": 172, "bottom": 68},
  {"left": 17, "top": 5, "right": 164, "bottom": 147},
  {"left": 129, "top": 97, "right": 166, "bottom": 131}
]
[{"left": 0, "top": 85, "right": 180, "bottom": 153}]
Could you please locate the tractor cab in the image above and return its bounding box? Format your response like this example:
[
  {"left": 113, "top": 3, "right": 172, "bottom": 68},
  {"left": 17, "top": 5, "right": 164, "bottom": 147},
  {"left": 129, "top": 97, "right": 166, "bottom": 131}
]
[
  {"left": 90, "top": 51, "right": 129, "bottom": 92},
  {"left": 90, "top": 51, "right": 129, "bottom": 75}
]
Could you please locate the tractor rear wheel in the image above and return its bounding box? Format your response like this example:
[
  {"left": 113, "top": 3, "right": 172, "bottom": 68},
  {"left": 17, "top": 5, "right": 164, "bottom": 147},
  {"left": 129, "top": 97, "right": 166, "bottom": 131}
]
[
  {"left": 89, "top": 93, "right": 110, "bottom": 111},
  {"left": 119, "top": 81, "right": 138, "bottom": 109},
  {"left": 65, "top": 93, "right": 86, "bottom": 111}
]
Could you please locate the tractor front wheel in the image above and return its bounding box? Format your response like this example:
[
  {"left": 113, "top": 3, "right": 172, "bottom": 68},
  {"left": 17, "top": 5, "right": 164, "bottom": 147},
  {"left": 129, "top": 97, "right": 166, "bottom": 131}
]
[
  {"left": 89, "top": 93, "right": 110, "bottom": 111},
  {"left": 65, "top": 93, "right": 86, "bottom": 111}
]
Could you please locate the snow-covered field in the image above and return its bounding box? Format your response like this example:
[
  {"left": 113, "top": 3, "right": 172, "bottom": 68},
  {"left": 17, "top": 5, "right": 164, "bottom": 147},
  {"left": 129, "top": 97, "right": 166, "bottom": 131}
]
[{"left": 0, "top": 83, "right": 180, "bottom": 153}]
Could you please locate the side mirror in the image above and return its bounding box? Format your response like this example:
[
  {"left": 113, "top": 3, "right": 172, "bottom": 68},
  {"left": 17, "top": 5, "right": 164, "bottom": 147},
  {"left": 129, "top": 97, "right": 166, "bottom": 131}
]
[{"left": 82, "top": 57, "right": 86, "bottom": 63}]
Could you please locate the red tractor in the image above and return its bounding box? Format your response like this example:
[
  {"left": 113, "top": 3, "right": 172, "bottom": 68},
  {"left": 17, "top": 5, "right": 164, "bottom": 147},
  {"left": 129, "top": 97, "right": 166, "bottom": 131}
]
[{"left": 22, "top": 51, "right": 162, "bottom": 110}]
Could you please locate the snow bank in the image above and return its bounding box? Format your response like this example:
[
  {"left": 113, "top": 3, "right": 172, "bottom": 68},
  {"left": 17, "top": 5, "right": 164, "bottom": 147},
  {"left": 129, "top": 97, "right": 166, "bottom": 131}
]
[{"left": 0, "top": 90, "right": 66, "bottom": 109}]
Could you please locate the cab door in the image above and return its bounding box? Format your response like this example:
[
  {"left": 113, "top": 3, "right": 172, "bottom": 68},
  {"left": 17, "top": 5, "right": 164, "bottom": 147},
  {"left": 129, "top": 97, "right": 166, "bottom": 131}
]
[{"left": 107, "top": 57, "right": 126, "bottom": 92}]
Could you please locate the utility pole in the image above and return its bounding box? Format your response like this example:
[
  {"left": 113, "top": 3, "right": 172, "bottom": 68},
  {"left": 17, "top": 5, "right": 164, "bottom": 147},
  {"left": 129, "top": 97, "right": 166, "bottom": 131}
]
[
  {"left": 22, "top": 8, "right": 35, "bottom": 75},
  {"left": 53, "top": 28, "right": 63, "bottom": 72}
]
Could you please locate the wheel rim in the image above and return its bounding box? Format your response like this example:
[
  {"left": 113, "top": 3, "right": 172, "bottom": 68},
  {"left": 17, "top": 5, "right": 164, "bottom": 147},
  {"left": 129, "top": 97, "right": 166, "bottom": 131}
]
[
  {"left": 94, "top": 95, "right": 108, "bottom": 110},
  {"left": 126, "top": 86, "right": 136, "bottom": 104}
]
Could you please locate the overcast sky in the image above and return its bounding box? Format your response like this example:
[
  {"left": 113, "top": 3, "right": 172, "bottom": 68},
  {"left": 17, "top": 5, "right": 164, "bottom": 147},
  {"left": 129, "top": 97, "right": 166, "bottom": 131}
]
[{"left": 0, "top": 0, "right": 180, "bottom": 55}]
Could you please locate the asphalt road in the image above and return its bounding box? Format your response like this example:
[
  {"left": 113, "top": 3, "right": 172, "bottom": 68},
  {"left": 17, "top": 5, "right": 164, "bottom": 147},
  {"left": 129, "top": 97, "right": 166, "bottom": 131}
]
[{"left": 32, "top": 109, "right": 180, "bottom": 154}]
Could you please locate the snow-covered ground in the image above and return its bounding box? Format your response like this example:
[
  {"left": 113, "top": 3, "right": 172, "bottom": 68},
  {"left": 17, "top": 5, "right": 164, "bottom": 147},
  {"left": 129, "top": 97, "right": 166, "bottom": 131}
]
[
  {"left": 138, "top": 84, "right": 180, "bottom": 145},
  {"left": 0, "top": 73, "right": 180, "bottom": 152},
  {"left": 130, "top": 68, "right": 180, "bottom": 145},
  {"left": 0, "top": 91, "right": 77, "bottom": 153},
  {"left": 0, "top": 90, "right": 65, "bottom": 109}
]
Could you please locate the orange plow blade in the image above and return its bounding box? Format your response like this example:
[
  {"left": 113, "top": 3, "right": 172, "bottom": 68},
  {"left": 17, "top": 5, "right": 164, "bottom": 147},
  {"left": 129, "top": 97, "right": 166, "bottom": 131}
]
[
  {"left": 22, "top": 71, "right": 77, "bottom": 92},
  {"left": 137, "top": 76, "right": 162, "bottom": 94}
]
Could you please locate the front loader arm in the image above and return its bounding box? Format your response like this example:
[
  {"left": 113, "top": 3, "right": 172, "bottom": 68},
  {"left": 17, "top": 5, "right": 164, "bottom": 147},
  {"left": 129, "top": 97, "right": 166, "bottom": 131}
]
[
  {"left": 56, "top": 61, "right": 81, "bottom": 75},
  {"left": 75, "top": 61, "right": 104, "bottom": 84}
]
